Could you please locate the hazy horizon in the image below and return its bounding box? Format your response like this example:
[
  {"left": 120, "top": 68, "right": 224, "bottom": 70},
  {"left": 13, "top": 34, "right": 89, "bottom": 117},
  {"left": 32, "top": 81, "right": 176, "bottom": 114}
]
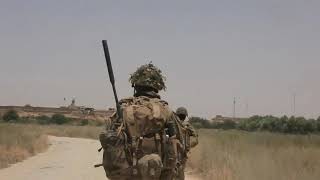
[{"left": 1, "top": 0, "right": 320, "bottom": 119}]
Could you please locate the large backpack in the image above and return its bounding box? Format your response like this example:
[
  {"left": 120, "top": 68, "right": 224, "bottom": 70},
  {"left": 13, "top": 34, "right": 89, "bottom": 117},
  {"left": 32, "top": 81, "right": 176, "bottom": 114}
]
[
  {"left": 99, "top": 96, "right": 176, "bottom": 180},
  {"left": 120, "top": 96, "right": 171, "bottom": 139}
]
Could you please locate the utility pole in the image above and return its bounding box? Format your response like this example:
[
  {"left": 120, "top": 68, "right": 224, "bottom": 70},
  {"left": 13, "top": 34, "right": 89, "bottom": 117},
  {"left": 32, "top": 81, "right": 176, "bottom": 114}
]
[
  {"left": 233, "top": 97, "right": 236, "bottom": 120},
  {"left": 245, "top": 101, "right": 249, "bottom": 118},
  {"left": 293, "top": 93, "right": 296, "bottom": 116}
]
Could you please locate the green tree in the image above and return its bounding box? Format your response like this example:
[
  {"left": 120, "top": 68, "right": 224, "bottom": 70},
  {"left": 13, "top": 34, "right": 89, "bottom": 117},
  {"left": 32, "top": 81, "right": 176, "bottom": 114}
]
[
  {"left": 80, "top": 119, "right": 89, "bottom": 126},
  {"left": 237, "top": 119, "right": 247, "bottom": 130},
  {"left": 295, "top": 117, "right": 307, "bottom": 134},
  {"left": 3, "top": 110, "right": 19, "bottom": 122},
  {"left": 189, "top": 117, "right": 209, "bottom": 128},
  {"left": 190, "top": 122, "right": 203, "bottom": 129},
  {"left": 316, "top": 117, "right": 320, "bottom": 131},
  {"left": 305, "top": 119, "right": 317, "bottom": 133},
  {"left": 36, "top": 115, "right": 51, "bottom": 125},
  {"left": 287, "top": 116, "right": 298, "bottom": 133},
  {"left": 202, "top": 119, "right": 212, "bottom": 128},
  {"left": 259, "top": 116, "right": 277, "bottom": 131},
  {"left": 221, "top": 119, "right": 236, "bottom": 130},
  {"left": 279, "top": 116, "right": 289, "bottom": 132},
  {"left": 51, "top": 114, "right": 68, "bottom": 125}
]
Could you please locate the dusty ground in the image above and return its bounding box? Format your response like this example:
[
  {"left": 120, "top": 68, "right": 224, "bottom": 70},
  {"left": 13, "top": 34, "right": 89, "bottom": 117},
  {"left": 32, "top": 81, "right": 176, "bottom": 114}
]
[{"left": 0, "top": 136, "right": 200, "bottom": 180}]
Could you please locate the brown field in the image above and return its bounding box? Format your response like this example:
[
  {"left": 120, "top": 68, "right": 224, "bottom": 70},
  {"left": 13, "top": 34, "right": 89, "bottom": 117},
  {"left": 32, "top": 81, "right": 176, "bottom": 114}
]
[
  {"left": 0, "top": 124, "right": 48, "bottom": 168},
  {"left": 1, "top": 124, "right": 320, "bottom": 180},
  {"left": 36, "top": 124, "right": 102, "bottom": 139},
  {"left": 0, "top": 123, "right": 102, "bottom": 169},
  {"left": 188, "top": 129, "right": 320, "bottom": 180}
]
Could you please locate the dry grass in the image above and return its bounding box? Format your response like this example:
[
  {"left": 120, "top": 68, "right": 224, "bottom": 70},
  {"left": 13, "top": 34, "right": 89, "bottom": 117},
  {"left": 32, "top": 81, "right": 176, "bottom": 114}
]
[
  {"left": 37, "top": 124, "right": 102, "bottom": 139},
  {"left": 3, "top": 123, "right": 319, "bottom": 180},
  {"left": 0, "top": 123, "right": 102, "bottom": 169},
  {"left": 188, "top": 129, "right": 320, "bottom": 180},
  {"left": 0, "top": 124, "right": 48, "bottom": 168}
]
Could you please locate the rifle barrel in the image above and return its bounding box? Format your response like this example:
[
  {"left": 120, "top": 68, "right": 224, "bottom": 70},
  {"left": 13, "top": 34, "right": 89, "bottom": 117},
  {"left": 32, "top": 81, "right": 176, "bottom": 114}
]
[{"left": 102, "top": 40, "right": 121, "bottom": 118}]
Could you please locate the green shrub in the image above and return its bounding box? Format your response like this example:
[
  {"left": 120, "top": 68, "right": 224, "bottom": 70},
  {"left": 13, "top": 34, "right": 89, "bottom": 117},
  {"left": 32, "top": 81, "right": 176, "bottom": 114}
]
[
  {"left": 3, "top": 110, "right": 19, "bottom": 122},
  {"left": 191, "top": 122, "right": 203, "bottom": 129},
  {"left": 19, "top": 117, "right": 34, "bottom": 124},
  {"left": 196, "top": 115, "right": 320, "bottom": 135},
  {"left": 189, "top": 117, "right": 211, "bottom": 129},
  {"left": 36, "top": 115, "right": 51, "bottom": 125},
  {"left": 94, "top": 120, "right": 104, "bottom": 126},
  {"left": 221, "top": 119, "right": 236, "bottom": 130},
  {"left": 51, "top": 114, "right": 68, "bottom": 125},
  {"left": 80, "top": 119, "right": 89, "bottom": 126},
  {"left": 278, "top": 116, "right": 289, "bottom": 133},
  {"left": 317, "top": 118, "right": 320, "bottom": 131},
  {"left": 202, "top": 119, "right": 212, "bottom": 128},
  {"left": 305, "top": 119, "right": 317, "bottom": 133}
]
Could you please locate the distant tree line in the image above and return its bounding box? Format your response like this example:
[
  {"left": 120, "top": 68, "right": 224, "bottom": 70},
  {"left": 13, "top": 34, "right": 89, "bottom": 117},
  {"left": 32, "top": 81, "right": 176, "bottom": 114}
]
[
  {"left": 0, "top": 110, "right": 100, "bottom": 126},
  {"left": 189, "top": 115, "right": 320, "bottom": 134}
]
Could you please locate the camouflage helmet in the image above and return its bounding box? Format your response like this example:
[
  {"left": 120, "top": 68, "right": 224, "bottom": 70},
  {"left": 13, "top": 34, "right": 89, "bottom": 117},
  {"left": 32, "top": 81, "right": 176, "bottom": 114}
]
[
  {"left": 176, "top": 107, "right": 188, "bottom": 116},
  {"left": 129, "top": 63, "right": 166, "bottom": 91}
]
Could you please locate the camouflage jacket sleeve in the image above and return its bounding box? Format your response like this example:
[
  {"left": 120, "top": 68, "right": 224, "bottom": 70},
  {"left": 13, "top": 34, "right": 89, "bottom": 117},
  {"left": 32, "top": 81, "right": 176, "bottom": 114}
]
[
  {"left": 183, "top": 121, "right": 198, "bottom": 148},
  {"left": 183, "top": 121, "right": 198, "bottom": 137},
  {"left": 165, "top": 111, "right": 178, "bottom": 137}
]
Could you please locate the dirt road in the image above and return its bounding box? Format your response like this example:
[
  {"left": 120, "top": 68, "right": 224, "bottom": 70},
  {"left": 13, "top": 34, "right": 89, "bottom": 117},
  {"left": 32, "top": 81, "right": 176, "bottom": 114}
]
[{"left": 0, "top": 136, "right": 200, "bottom": 180}]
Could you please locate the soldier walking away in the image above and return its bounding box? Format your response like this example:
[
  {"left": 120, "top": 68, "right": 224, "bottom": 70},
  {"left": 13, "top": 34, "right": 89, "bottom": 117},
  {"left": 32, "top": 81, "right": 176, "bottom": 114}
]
[
  {"left": 175, "top": 107, "right": 198, "bottom": 179},
  {"left": 97, "top": 40, "right": 180, "bottom": 180},
  {"left": 176, "top": 107, "right": 198, "bottom": 151}
]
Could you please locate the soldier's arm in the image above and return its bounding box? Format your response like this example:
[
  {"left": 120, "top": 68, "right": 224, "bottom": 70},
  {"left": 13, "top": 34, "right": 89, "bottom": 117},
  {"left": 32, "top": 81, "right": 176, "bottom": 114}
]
[
  {"left": 185, "top": 123, "right": 197, "bottom": 137},
  {"left": 186, "top": 122, "right": 199, "bottom": 148}
]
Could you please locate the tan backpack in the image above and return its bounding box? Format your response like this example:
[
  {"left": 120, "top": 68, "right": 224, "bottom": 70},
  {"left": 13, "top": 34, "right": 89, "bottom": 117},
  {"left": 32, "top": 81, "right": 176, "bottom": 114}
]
[
  {"left": 99, "top": 96, "right": 175, "bottom": 179},
  {"left": 120, "top": 96, "right": 172, "bottom": 139}
]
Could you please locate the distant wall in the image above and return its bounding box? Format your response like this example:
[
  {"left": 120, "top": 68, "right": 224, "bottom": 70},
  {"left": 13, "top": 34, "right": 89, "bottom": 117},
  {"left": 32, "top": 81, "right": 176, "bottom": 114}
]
[
  {"left": 0, "top": 106, "right": 115, "bottom": 122},
  {"left": 210, "top": 116, "right": 243, "bottom": 124}
]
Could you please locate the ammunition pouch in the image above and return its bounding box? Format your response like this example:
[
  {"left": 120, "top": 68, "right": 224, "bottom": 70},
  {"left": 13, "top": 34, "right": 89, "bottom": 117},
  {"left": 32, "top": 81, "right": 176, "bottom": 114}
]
[
  {"left": 99, "top": 130, "right": 167, "bottom": 179},
  {"left": 99, "top": 130, "right": 131, "bottom": 178}
]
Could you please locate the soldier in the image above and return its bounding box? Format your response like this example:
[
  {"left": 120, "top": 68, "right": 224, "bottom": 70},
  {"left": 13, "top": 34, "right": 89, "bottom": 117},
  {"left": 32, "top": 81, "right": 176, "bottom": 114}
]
[
  {"left": 176, "top": 107, "right": 198, "bottom": 149},
  {"left": 175, "top": 107, "right": 198, "bottom": 172},
  {"left": 99, "top": 63, "right": 179, "bottom": 180}
]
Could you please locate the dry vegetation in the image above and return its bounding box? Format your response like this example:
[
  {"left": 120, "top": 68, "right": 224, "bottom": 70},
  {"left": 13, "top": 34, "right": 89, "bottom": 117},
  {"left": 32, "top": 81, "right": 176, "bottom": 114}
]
[
  {"left": 2, "top": 123, "right": 320, "bottom": 180},
  {"left": 0, "top": 124, "right": 48, "bottom": 168},
  {"left": 0, "top": 123, "right": 102, "bottom": 169},
  {"left": 37, "top": 124, "right": 102, "bottom": 139},
  {"left": 188, "top": 129, "right": 320, "bottom": 180}
]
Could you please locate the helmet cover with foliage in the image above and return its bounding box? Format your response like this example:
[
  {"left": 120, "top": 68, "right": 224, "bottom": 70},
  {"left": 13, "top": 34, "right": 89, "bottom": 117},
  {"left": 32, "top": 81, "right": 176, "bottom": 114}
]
[
  {"left": 176, "top": 107, "right": 188, "bottom": 116},
  {"left": 129, "top": 63, "right": 166, "bottom": 91}
]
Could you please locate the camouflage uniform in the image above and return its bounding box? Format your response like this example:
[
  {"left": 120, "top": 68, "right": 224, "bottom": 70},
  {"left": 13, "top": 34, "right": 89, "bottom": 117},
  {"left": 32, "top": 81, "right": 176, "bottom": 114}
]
[
  {"left": 175, "top": 107, "right": 198, "bottom": 178},
  {"left": 176, "top": 107, "right": 198, "bottom": 151},
  {"left": 100, "top": 63, "right": 178, "bottom": 180}
]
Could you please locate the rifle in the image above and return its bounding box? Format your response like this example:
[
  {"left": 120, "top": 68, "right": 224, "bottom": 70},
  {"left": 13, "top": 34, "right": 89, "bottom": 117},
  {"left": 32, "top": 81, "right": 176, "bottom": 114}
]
[{"left": 102, "top": 40, "right": 122, "bottom": 120}]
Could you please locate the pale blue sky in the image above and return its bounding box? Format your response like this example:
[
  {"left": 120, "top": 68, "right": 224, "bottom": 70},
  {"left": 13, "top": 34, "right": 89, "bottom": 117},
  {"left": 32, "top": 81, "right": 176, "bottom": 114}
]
[{"left": 0, "top": 0, "right": 319, "bottom": 118}]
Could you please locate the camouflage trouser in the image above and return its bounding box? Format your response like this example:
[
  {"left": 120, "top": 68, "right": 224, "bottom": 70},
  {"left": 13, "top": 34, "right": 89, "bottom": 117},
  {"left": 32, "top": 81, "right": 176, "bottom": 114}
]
[
  {"left": 176, "top": 165, "right": 185, "bottom": 180},
  {"left": 160, "top": 169, "right": 175, "bottom": 180},
  {"left": 159, "top": 139, "right": 178, "bottom": 180}
]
